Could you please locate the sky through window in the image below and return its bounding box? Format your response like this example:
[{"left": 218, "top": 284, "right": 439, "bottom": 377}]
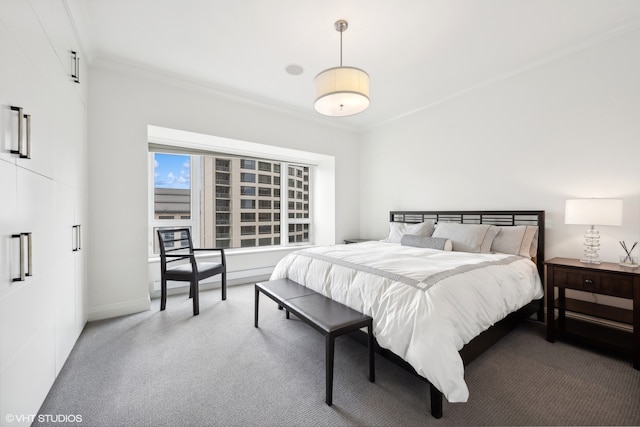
[{"left": 154, "top": 153, "right": 190, "bottom": 189}]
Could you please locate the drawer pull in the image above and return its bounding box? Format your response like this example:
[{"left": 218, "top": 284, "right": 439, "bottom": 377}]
[{"left": 584, "top": 279, "right": 593, "bottom": 285}]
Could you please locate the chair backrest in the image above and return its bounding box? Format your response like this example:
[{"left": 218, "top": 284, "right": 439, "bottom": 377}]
[{"left": 157, "top": 228, "right": 194, "bottom": 266}]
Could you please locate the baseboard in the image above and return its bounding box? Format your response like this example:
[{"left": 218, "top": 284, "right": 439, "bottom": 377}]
[{"left": 88, "top": 296, "right": 151, "bottom": 321}]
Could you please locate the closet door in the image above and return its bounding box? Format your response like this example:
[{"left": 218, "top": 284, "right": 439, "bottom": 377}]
[
  {"left": 52, "top": 182, "right": 77, "bottom": 374},
  {"left": 74, "top": 189, "right": 88, "bottom": 335},
  {"left": 0, "top": 0, "right": 56, "bottom": 179},
  {"left": 30, "top": 0, "right": 88, "bottom": 108},
  {"left": 0, "top": 20, "right": 39, "bottom": 165},
  {"left": 0, "top": 168, "right": 55, "bottom": 422},
  {"left": 51, "top": 181, "right": 87, "bottom": 373},
  {"left": 0, "top": 159, "right": 17, "bottom": 300}
]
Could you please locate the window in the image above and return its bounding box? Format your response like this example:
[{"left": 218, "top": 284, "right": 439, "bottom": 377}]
[
  {"left": 241, "top": 226, "right": 256, "bottom": 235},
  {"left": 240, "top": 159, "right": 255, "bottom": 170},
  {"left": 241, "top": 199, "right": 256, "bottom": 209},
  {"left": 216, "top": 172, "right": 230, "bottom": 185},
  {"left": 241, "top": 213, "right": 256, "bottom": 222},
  {"left": 259, "top": 225, "right": 271, "bottom": 234},
  {"left": 216, "top": 186, "right": 230, "bottom": 198},
  {"left": 289, "top": 224, "right": 310, "bottom": 243},
  {"left": 150, "top": 152, "right": 312, "bottom": 253},
  {"left": 259, "top": 238, "right": 272, "bottom": 246},
  {"left": 258, "top": 187, "right": 271, "bottom": 197},
  {"left": 216, "top": 226, "right": 230, "bottom": 238},
  {"left": 258, "top": 161, "right": 271, "bottom": 172},
  {"left": 216, "top": 213, "right": 230, "bottom": 224},
  {"left": 153, "top": 154, "right": 191, "bottom": 221},
  {"left": 259, "top": 213, "right": 271, "bottom": 222},
  {"left": 287, "top": 165, "right": 309, "bottom": 220},
  {"left": 241, "top": 173, "right": 255, "bottom": 183},
  {"left": 258, "top": 174, "right": 271, "bottom": 185},
  {"left": 152, "top": 154, "right": 193, "bottom": 253},
  {"left": 241, "top": 186, "right": 255, "bottom": 196},
  {"left": 241, "top": 238, "right": 256, "bottom": 248},
  {"left": 216, "top": 159, "right": 230, "bottom": 171},
  {"left": 217, "top": 200, "right": 230, "bottom": 211}
]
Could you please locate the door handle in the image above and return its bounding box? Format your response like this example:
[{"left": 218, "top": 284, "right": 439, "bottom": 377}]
[
  {"left": 9, "top": 106, "right": 31, "bottom": 159},
  {"left": 73, "top": 225, "right": 82, "bottom": 251},
  {"left": 71, "top": 51, "right": 80, "bottom": 83},
  {"left": 12, "top": 232, "right": 32, "bottom": 282}
]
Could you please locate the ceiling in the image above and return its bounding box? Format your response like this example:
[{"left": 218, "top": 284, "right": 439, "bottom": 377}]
[{"left": 72, "top": 0, "right": 640, "bottom": 131}]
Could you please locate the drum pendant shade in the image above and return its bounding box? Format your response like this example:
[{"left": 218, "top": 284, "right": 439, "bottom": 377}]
[{"left": 313, "top": 20, "right": 370, "bottom": 117}]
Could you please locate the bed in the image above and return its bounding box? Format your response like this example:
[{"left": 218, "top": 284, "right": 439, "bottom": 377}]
[{"left": 270, "top": 210, "right": 545, "bottom": 418}]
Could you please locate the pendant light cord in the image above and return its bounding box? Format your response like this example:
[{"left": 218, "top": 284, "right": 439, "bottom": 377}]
[{"left": 339, "top": 29, "right": 343, "bottom": 67}]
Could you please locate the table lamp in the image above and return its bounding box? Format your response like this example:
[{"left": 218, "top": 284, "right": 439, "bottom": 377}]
[{"left": 565, "top": 198, "right": 623, "bottom": 264}]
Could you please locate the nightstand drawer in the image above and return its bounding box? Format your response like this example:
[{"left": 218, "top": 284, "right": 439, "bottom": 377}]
[{"left": 555, "top": 268, "right": 633, "bottom": 298}]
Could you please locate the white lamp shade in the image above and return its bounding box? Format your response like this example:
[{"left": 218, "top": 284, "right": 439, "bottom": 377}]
[
  {"left": 313, "top": 66, "right": 370, "bottom": 117},
  {"left": 565, "top": 199, "right": 623, "bottom": 226}
]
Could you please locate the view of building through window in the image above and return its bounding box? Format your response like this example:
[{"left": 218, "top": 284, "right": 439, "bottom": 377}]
[{"left": 152, "top": 153, "right": 309, "bottom": 253}]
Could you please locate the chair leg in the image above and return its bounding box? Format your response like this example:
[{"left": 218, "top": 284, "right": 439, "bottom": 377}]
[
  {"left": 160, "top": 277, "right": 167, "bottom": 311},
  {"left": 254, "top": 285, "right": 259, "bottom": 328},
  {"left": 192, "top": 280, "right": 199, "bottom": 316},
  {"left": 189, "top": 282, "right": 193, "bottom": 299},
  {"left": 221, "top": 272, "right": 227, "bottom": 301}
]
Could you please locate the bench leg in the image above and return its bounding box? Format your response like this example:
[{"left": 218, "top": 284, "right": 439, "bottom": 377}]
[
  {"left": 254, "top": 285, "right": 259, "bottom": 328},
  {"left": 326, "top": 334, "right": 334, "bottom": 406},
  {"left": 368, "top": 323, "right": 375, "bottom": 383}
]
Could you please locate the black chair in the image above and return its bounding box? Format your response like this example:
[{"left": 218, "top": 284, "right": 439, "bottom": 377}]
[{"left": 157, "top": 228, "right": 226, "bottom": 315}]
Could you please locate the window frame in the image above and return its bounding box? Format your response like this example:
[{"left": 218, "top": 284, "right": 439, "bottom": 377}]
[{"left": 148, "top": 153, "right": 312, "bottom": 257}]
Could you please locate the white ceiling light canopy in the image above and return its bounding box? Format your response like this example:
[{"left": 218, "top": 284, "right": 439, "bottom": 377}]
[{"left": 314, "top": 20, "right": 370, "bottom": 117}]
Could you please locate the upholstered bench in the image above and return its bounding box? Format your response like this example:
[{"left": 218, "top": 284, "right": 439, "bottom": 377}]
[{"left": 254, "top": 278, "right": 375, "bottom": 406}]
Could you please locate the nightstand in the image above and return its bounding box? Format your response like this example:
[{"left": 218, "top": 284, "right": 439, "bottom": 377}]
[{"left": 545, "top": 257, "right": 640, "bottom": 369}]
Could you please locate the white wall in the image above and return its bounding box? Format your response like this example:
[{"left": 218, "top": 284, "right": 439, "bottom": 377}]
[
  {"left": 359, "top": 28, "right": 640, "bottom": 265},
  {"left": 88, "top": 61, "right": 360, "bottom": 320},
  {"left": 88, "top": 27, "right": 640, "bottom": 320}
]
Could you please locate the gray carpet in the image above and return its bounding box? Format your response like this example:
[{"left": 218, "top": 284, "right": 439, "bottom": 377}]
[{"left": 36, "top": 283, "right": 640, "bottom": 426}]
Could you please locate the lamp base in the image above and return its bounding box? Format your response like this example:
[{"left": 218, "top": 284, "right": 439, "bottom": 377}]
[{"left": 581, "top": 226, "right": 601, "bottom": 265}]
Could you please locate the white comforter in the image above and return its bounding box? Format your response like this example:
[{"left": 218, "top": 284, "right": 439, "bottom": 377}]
[{"left": 270, "top": 241, "right": 543, "bottom": 402}]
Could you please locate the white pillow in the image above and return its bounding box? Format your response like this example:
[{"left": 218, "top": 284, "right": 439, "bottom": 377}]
[
  {"left": 385, "top": 221, "right": 435, "bottom": 243},
  {"left": 432, "top": 223, "right": 500, "bottom": 253},
  {"left": 491, "top": 225, "right": 539, "bottom": 258}
]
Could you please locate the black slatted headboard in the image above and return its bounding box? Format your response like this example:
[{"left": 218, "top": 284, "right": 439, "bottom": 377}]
[{"left": 389, "top": 210, "right": 545, "bottom": 281}]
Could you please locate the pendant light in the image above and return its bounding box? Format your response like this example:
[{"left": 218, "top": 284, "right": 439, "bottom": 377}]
[{"left": 314, "top": 20, "right": 370, "bottom": 117}]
